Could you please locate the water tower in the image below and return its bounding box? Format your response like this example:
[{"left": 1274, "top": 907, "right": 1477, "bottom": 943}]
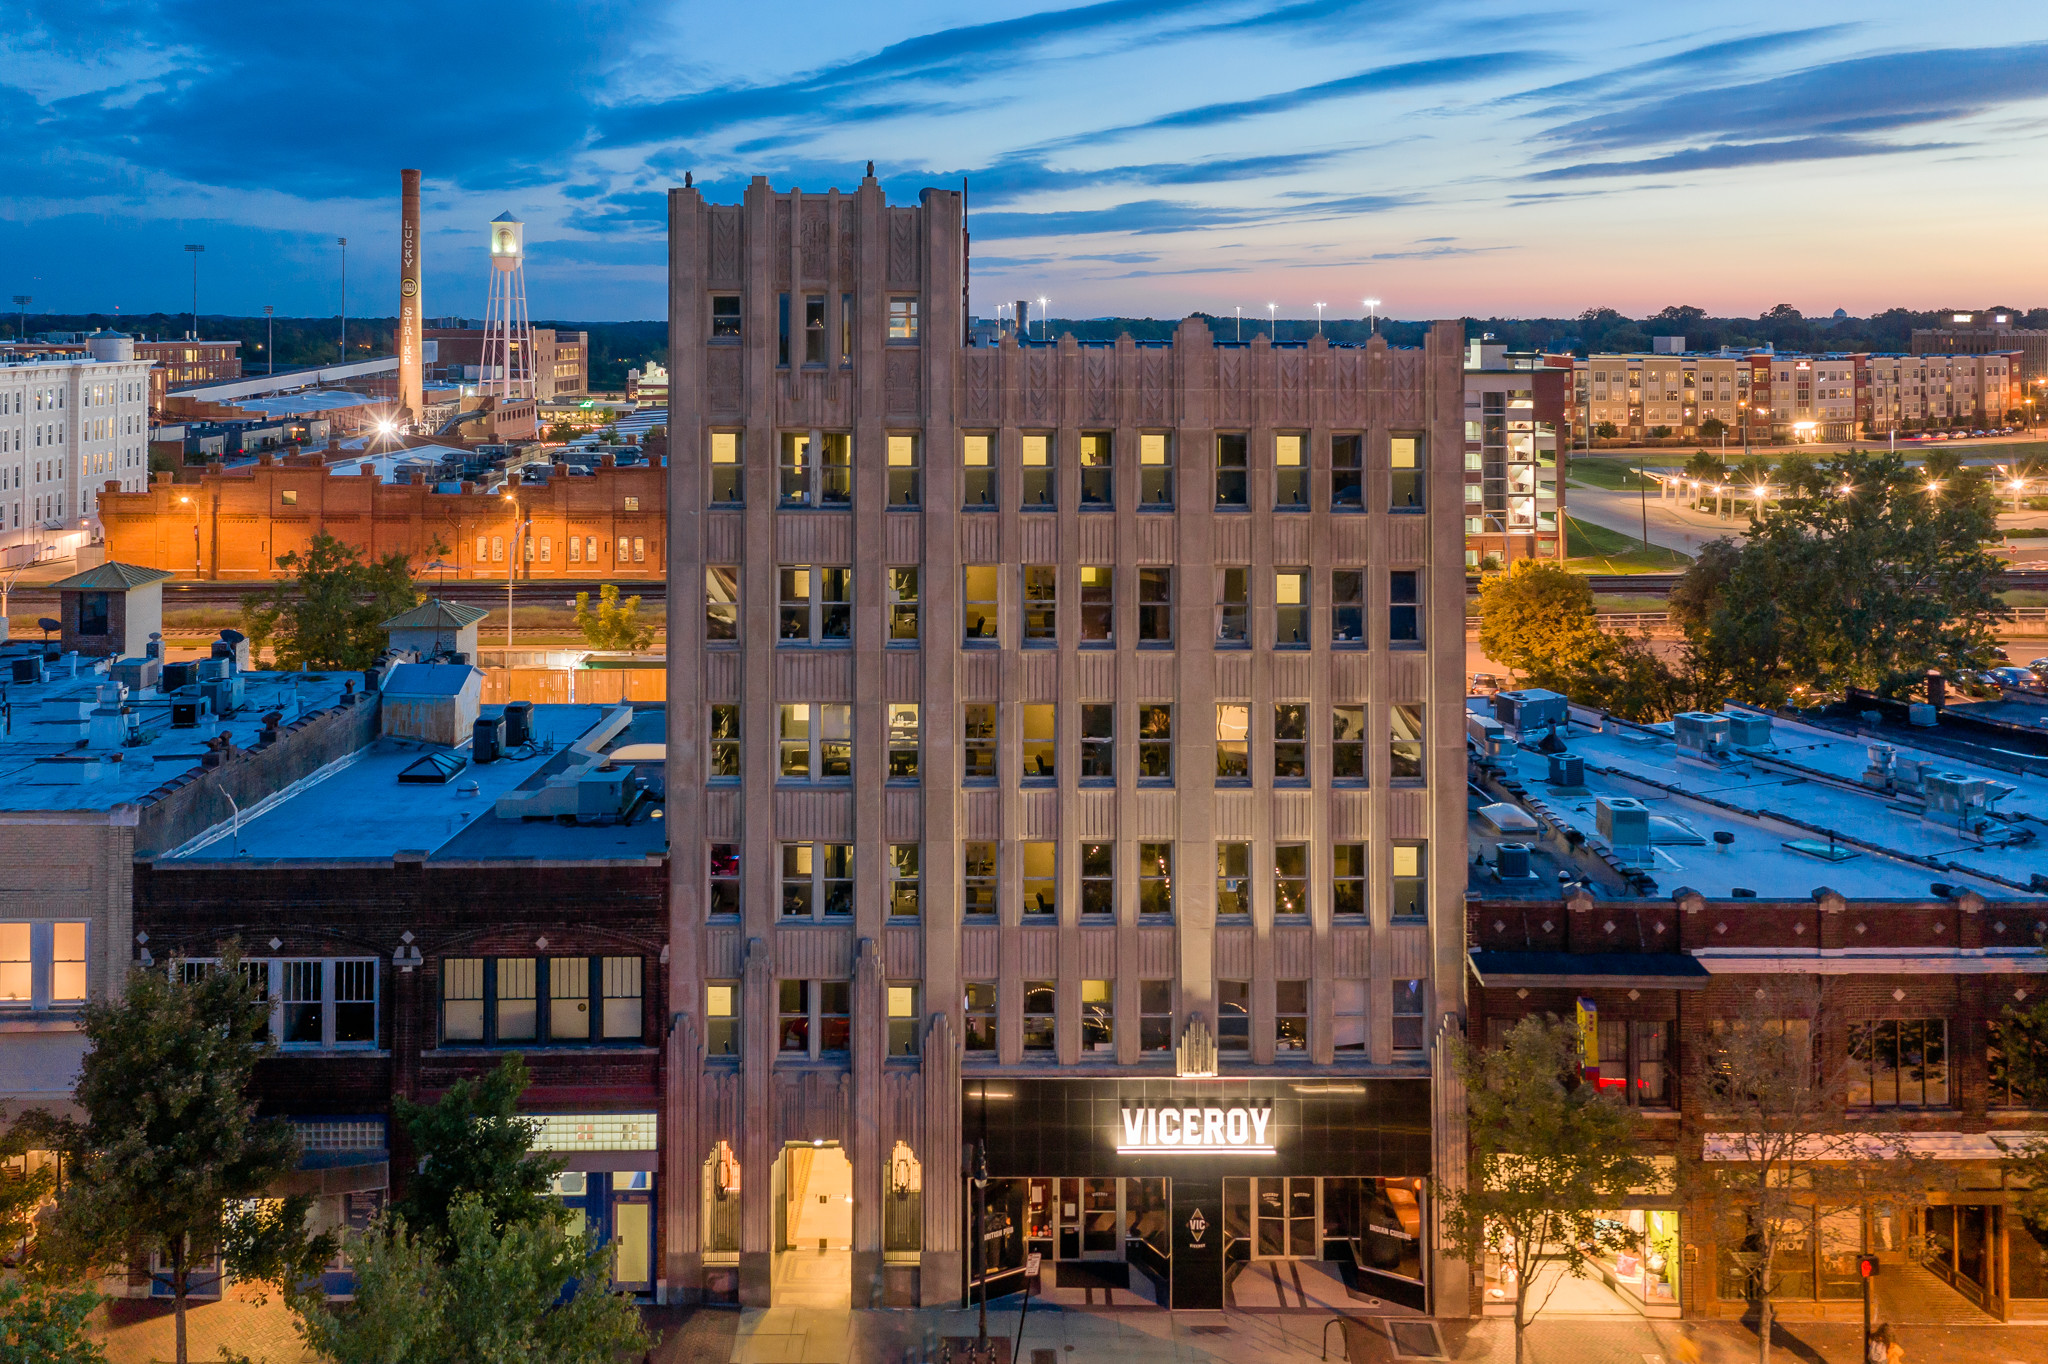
[{"left": 480, "top": 211, "right": 533, "bottom": 402}]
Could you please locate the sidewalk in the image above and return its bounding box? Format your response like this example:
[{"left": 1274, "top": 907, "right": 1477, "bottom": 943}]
[{"left": 90, "top": 1293, "right": 2048, "bottom": 1364}]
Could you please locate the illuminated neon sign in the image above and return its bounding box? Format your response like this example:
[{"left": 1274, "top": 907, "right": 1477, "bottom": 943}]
[{"left": 1117, "top": 1104, "right": 1275, "bottom": 1154}]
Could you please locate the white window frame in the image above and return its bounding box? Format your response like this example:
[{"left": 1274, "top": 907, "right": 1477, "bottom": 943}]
[{"left": 0, "top": 920, "right": 88, "bottom": 1011}]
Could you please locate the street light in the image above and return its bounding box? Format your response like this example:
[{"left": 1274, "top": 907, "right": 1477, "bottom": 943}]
[
  {"left": 1036, "top": 295, "right": 1048, "bottom": 342},
  {"left": 1363, "top": 297, "right": 1381, "bottom": 334},
  {"left": 1234, "top": 306, "right": 1242, "bottom": 342},
  {"left": 502, "top": 489, "right": 527, "bottom": 646},
  {"left": 9, "top": 295, "right": 28, "bottom": 341},
  {"left": 1266, "top": 302, "right": 1276, "bottom": 338},
  {"left": 183, "top": 245, "right": 204, "bottom": 340},
  {"left": 1314, "top": 301, "right": 1326, "bottom": 336},
  {"left": 263, "top": 305, "right": 275, "bottom": 377},
  {"left": 338, "top": 236, "right": 349, "bottom": 362}
]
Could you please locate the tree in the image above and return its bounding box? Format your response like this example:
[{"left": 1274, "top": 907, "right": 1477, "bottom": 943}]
[
  {"left": 1685, "top": 982, "right": 1943, "bottom": 1364},
  {"left": 574, "top": 584, "right": 655, "bottom": 652},
  {"left": 1683, "top": 449, "right": 1728, "bottom": 484},
  {"left": 1993, "top": 972, "right": 2048, "bottom": 1228},
  {"left": 1679, "top": 449, "right": 2007, "bottom": 704},
  {"left": 293, "top": 1196, "right": 646, "bottom": 1364},
  {"left": 1699, "top": 417, "right": 1726, "bottom": 439},
  {"left": 0, "top": 1279, "right": 105, "bottom": 1364},
  {"left": 1593, "top": 421, "right": 1618, "bottom": 440},
  {"left": 1647, "top": 424, "right": 1673, "bottom": 440},
  {"left": 1477, "top": 561, "right": 1684, "bottom": 721},
  {"left": 240, "top": 533, "right": 421, "bottom": 669},
  {"left": 1439, "top": 1017, "right": 1651, "bottom": 1364},
  {"left": 29, "top": 946, "right": 332, "bottom": 1364},
  {"left": 393, "top": 1055, "right": 560, "bottom": 1248}
]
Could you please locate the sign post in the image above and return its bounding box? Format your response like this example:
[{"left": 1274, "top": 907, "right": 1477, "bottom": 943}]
[{"left": 1859, "top": 1255, "right": 1880, "bottom": 1364}]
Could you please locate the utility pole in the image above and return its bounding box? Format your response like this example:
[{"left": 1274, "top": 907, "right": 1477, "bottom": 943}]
[
  {"left": 1635, "top": 465, "right": 1649, "bottom": 552},
  {"left": 263, "top": 305, "right": 275, "bottom": 376},
  {"left": 338, "top": 237, "right": 348, "bottom": 362},
  {"left": 183, "top": 245, "right": 204, "bottom": 339}
]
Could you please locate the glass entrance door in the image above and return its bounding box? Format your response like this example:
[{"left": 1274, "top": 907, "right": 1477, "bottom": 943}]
[
  {"left": 1053, "top": 1177, "right": 1126, "bottom": 1260},
  {"left": 1253, "top": 1177, "right": 1319, "bottom": 1259},
  {"left": 611, "top": 1173, "right": 653, "bottom": 1293}
]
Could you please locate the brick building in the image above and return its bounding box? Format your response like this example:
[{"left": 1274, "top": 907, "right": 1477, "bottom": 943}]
[
  {"left": 1464, "top": 691, "right": 2048, "bottom": 1325},
  {"left": 663, "top": 174, "right": 1469, "bottom": 1312},
  {"left": 132, "top": 694, "right": 670, "bottom": 1298},
  {"left": 97, "top": 449, "right": 665, "bottom": 581},
  {"left": 427, "top": 327, "right": 588, "bottom": 400}
]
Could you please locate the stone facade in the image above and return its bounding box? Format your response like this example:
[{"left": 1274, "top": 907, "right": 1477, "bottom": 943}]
[{"left": 664, "top": 175, "right": 1470, "bottom": 1310}]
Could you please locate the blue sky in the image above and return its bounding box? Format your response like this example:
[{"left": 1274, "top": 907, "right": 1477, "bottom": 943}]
[{"left": 5, "top": 1, "right": 2048, "bottom": 322}]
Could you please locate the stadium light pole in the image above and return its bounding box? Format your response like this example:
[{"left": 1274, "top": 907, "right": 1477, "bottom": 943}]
[
  {"left": 337, "top": 237, "right": 348, "bottom": 363},
  {"left": 183, "top": 245, "right": 204, "bottom": 339},
  {"left": 1315, "top": 302, "right": 1326, "bottom": 336},
  {"left": 264, "top": 305, "right": 275, "bottom": 376},
  {"left": 1363, "top": 297, "right": 1381, "bottom": 335}
]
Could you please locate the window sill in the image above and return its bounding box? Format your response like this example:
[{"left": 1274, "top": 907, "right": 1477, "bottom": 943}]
[
  {"left": 1023, "top": 640, "right": 1057, "bottom": 649},
  {"left": 1078, "top": 505, "right": 1115, "bottom": 513},
  {"left": 707, "top": 913, "right": 741, "bottom": 924},
  {"left": 1390, "top": 916, "right": 1429, "bottom": 927},
  {"left": 962, "top": 640, "right": 1000, "bottom": 650},
  {"left": 887, "top": 640, "right": 921, "bottom": 649},
  {"left": 1215, "top": 778, "right": 1252, "bottom": 789},
  {"left": 888, "top": 506, "right": 923, "bottom": 513},
  {"left": 1137, "top": 778, "right": 1173, "bottom": 788},
  {"left": 1136, "top": 641, "right": 1173, "bottom": 650},
  {"left": 776, "top": 641, "right": 853, "bottom": 649},
  {"left": 1330, "top": 505, "right": 1365, "bottom": 514},
  {"left": 1331, "top": 779, "right": 1369, "bottom": 790},
  {"left": 963, "top": 504, "right": 998, "bottom": 513},
  {"left": 1274, "top": 506, "right": 1309, "bottom": 515},
  {"left": 1388, "top": 641, "right": 1425, "bottom": 651},
  {"left": 708, "top": 501, "right": 743, "bottom": 510},
  {"left": 1388, "top": 508, "right": 1428, "bottom": 516},
  {"left": 1021, "top": 505, "right": 1056, "bottom": 514},
  {"left": 1078, "top": 641, "right": 1114, "bottom": 649},
  {"left": 774, "top": 780, "right": 854, "bottom": 789},
  {"left": 1138, "top": 505, "right": 1175, "bottom": 513},
  {"left": 0, "top": 1012, "right": 83, "bottom": 1033}
]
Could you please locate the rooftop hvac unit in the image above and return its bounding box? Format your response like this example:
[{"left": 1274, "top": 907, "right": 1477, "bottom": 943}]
[
  {"left": 1725, "top": 712, "right": 1773, "bottom": 748},
  {"left": 503, "top": 700, "right": 534, "bottom": 748},
  {"left": 1546, "top": 753, "right": 1584, "bottom": 787},
  {"left": 1673, "top": 711, "right": 1731, "bottom": 761},
  {"left": 473, "top": 714, "right": 504, "bottom": 763},
  {"left": 1922, "top": 771, "right": 2010, "bottom": 826},
  {"left": 161, "top": 661, "right": 196, "bottom": 692},
  {"left": 1597, "top": 796, "right": 1654, "bottom": 865},
  {"left": 1495, "top": 842, "right": 1535, "bottom": 880},
  {"left": 1492, "top": 688, "right": 1567, "bottom": 737},
  {"left": 1466, "top": 713, "right": 1507, "bottom": 758}
]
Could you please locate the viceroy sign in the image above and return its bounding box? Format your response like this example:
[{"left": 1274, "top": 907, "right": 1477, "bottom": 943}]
[{"left": 1117, "top": 1103, "right": 1275, "bottom": 1154}]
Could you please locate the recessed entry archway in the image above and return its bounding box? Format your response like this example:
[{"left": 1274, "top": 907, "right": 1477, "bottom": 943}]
[{"left": 772, "top": 1139, "right": 853, "bottom": 1308}]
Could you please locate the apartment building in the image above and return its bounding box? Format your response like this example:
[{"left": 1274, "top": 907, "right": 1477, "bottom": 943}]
[
  {"left": 0, "top": 336, "right": 152, "bottom": 562},
  {"left": 1467, "top": 692, "right": 2048, "bottom": 1325},
  {"left": 136, "top": 339, "right": 243, "bottom": 414},
  {"left": 663, "top": 174, "right": 1469, "bottom": 1314},
  {"left": 1914, "top": 310, "right": 2048, "bottom": 388},
  {"left": 1463, "top": 343, "right": 1566, "bottom": 570},
  {"left": 1572, "top": 349, "right": 2020, "bottom": 445}
]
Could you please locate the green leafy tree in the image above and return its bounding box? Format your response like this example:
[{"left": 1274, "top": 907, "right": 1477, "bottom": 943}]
[
  {"left": 240, "top": 533, "right": 422, "bottom": 668},
  {"left": 1438, "top": 1017, "right": 1652, "bottom": 1364},
  {"left": 1647, "top": 424, "right": 1673, "bottom": 440},
  {"left": 293, "top": 1196, "right": 646, "bottom": 1364},
  {"left": 1593, "top": 421, "right": 1618, "bottom": 440},
  {"left": 29, "top": 946, "right": 332, "bottom": 1364},
  {"left": 0, "top": 1113, "right": 56, "bottom": 1263},
  {"left": 0, "top": 1279, "right": 105, "bottom": 1364},
  {"left": 1679, "top": 449, "right": 2007, "bottom": 704},
  {"left": 393, "top": 1055, "right": 560, "bottom": 1248},
  {"left": 1682, "top": 449, "right": 1727, "bottom": 484},
  {"left": 1698, "top": 416, "right": 1726, "bottom": 439},
  {"left": 573, "top": 584, "right": 656, "bottom": 652},
  {"left": 1476, "top": 561, "right": 1681, "bottom": 721},
  {"left": 1685, "top": 981, "right": 1944, "bottom": 1364}
]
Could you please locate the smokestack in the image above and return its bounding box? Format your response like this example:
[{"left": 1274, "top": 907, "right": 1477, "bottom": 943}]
[{"left": 399, "top": 169, "right": 423, "bottom": 423}]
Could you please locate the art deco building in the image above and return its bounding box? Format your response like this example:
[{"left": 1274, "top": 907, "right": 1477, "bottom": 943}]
[{"left": 664, "top": 173, "right": 1469, "bottom": 1313}]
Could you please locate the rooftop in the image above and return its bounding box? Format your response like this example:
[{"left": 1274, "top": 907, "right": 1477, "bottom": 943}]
[
  {"left": 0, "top": 647, "right": 359, "bottom": 814},
  {"left": 1468, "top": 693, "right": 2048, "bottom": 902},
  {"left": 162, "top": 703, "right": 667, "bottom": 863}
]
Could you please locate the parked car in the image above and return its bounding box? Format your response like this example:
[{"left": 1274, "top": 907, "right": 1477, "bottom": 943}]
[
  {"left": 1987, "top": 666, "right": 2036, "bottom": 689},
  {"left": 1469, "top": 672, "right": 1503, "bottom": 696}
]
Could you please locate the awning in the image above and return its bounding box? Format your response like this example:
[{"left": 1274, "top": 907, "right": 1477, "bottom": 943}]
[
  {"left": 1467, "top": 949, "right": 1712, "bottom": 991},
  {"left": 1703, "top": 1132, "right": 2047, "bottom": 1162}
]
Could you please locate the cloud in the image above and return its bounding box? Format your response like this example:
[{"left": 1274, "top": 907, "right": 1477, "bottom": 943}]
[
  {"left": 1505, "top": 25, "right": 1856, "bottom": 103},
  {"left": 970, "top": 191, "right": 1411, "bottom": 241},
  {"left": 1531, "top": 134, "right": 1957, "bottom": 180},
  {"left": 1532, "top": 41, "right": 2048, "bottom": 154},
  {"left": 1042, "top": 51, "right": 1554, "bottom": 146}
]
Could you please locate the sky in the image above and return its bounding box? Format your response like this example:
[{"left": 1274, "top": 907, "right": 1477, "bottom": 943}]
[{"left": 5, "top": 1, "right": 2048, "bottom": 323}]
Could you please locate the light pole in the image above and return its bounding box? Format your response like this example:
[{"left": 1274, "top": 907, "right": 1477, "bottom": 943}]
[
  {"left": 1363, "top": 297, "right": 1381, "bottom": 335},
  {"left": 1234, "top": 306, "right": 1241, "bottom": 342},
  {"left": 9, "top": 296, "right": 27, "bottom": 341},
  {"left": 183, "top": 245, "right": 204, "bottom": 339},
  {"left": 1267, "top": 302, "right": 1276, "bottom": 338},
  {"left": 338, "top": 237, "right": 349, "bottom": 362},
  {"left": 263, "top": 305, "right": 275, "bottom": 376},
  {"left": 1314, "top": 301, "right": 1326, "bottom": 336},
  {"left": 503, "top": 489, "right": 526, "bottom": 646},
  {"left": 972, "top": 1140, "right": 989, "bottom": 1351},
  {"left": 1036, "top": 296, "right": 1048, "bottom": 342}
]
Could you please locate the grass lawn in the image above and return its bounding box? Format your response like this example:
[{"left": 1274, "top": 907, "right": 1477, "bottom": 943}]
[
  {"left": 1564, "top": 515, "right": 1694, "bottom": 573},
  {"left": 1565, "top": 456, "right": 1677, "bottom": 491},
  {"left": 1590, "top": 593, "right": 1672, "bottom": 614}
]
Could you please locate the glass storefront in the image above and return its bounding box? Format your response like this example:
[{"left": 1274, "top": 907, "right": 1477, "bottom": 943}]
[
  {"left": 1481, "top": 1207, "right": 1681, "bottom": 1318},
  {"left": 551, "top": 1169, "right": 656, "bottom": 1293}
]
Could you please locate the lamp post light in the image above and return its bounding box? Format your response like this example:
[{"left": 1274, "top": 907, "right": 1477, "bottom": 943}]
[
  {"left": 9, "top": 295, "right": 28, "bottom": 341},
  {"left": 502, "top": 489, "right": 527, "bottom": 647},
  {"left": 183, "top": 245, "right": 204, "bottom": 340},
  {"left": 1234, "top": 306, "right": 1241, "bottom": 342},
  {"left": 1363, "top": 297, "right": 1381, "bottom": 335},
  {"left": 1266, "top": 302, "right": 1276, "bottom": 338},
  {"left": 972, "top": 1141, "right": 990, "bottom": 1351},
  {"left": 1314, "top": 301, "right": 1326, "bottom": 336},
  {"left": 1036, "top": 296, "right": 1048, "bottom": 342},
  {"left": 338, "top": 236, "right": 349, "bottom": 362},
  {"left": 263, "top": 305, "right": 275, "bottom": 377}
]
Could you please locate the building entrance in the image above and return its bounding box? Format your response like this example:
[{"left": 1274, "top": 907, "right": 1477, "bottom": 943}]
[{"left": 771, "top": 1140, "right": 853, "bottom": 1308}]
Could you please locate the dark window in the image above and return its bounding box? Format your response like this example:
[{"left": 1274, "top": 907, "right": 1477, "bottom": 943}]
[
  {"left": 711, "top": 294, "right": 741, "bottom": 339},
  {"left": 1332, "top": 570, "right": 1363, "bottom": 644},
  {"left": 709, "top": 705, "right": 741, "bottom": 780},
  {"left": 1389, "top": 570, "right": 1422, "bottom": 644},
  {"left": 1140, "top": 980, "right": 1173, "bottom": 1052},
  {"left": 1333, "top": 706, "right": 1365, "bottom": 782},
  {"left": 1273, "top": 844, "right": 1307, "bottom": 916},
  {"left": 1024, "top": 567, "right": 1056, "bottom": 644},
  {"left": 1273, "top": 704, "right": 1307, "bottom": 782},
  {"left": 1332, "top": 434, "right": 1362, "bottom": 509},
  {"left": 777, "top": 293, "right": 790, "bottom": 367},
  {"left": 1275, "top": 980, "right": 1308, "bottom": 1053},
  {"left": 804, "top": 295, "right": 827, "bottom": 364},
  {"left": 1138, "top": 568, "right": 1171, "bottom": 643},
  {"left": 964, "top": 982, "right": 997, "bottom": 1052},
  {"left": 1216, "top": 568, "right": 1248, "bottom": 645},
  {"left": 1080, "top": 704, "right": 1114, "bottom": 780},
  {"left": 76, "top": 592, "right": 108, "bottom": 636},
  {"left": 1218, "top": 979, "right": 1250, "bottom": 1052},
  {"left": 1080, "top": 842, "right": 1114, "bottom": 916},
  {"left": 1080, "top": 566, "right": 1113, "bottom": 643},
  {"left": 709, "top": 844, "right": 741, "bottom": 916},
  {"left": 1847, "top": 1019, "right": 1949, "bottom": 1108},
  {"left": 1216, "top": 433, "right": 1247, "bottom": 507},
  {"left": 1333, "top": 844, "right": 1366, "bottom": 916},
  {"left": 1392, "top": 979, "right": 1426, "bottom": 1052}
]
